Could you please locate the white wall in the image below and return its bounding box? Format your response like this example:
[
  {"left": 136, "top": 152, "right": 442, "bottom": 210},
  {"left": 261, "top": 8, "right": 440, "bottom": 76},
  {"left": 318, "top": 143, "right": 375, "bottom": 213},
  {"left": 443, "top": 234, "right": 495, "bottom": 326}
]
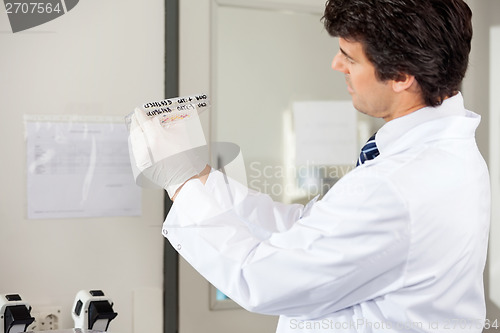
[{"left": 0, "top": 1, "right": 165, "bottom": 332}]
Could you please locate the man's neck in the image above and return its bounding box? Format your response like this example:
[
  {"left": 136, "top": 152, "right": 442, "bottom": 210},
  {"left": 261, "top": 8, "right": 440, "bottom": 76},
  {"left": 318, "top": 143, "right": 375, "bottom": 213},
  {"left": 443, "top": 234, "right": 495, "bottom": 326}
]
[{"left": 383, "top": 86, "right": 427, "bottom": 122}]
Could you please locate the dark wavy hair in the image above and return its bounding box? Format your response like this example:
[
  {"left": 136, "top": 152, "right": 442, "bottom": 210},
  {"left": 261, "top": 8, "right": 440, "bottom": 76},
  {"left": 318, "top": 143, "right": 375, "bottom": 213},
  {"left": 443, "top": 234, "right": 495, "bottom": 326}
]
[{"left": 322, "top": 0, "right": 473, "bottom": 106}]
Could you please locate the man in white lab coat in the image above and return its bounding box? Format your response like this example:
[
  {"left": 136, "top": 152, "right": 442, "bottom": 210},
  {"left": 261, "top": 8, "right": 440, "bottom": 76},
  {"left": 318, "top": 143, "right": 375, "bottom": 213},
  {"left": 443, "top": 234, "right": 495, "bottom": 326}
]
[{"left": 129, "top": 0, "right": 491, "bottom": 331}]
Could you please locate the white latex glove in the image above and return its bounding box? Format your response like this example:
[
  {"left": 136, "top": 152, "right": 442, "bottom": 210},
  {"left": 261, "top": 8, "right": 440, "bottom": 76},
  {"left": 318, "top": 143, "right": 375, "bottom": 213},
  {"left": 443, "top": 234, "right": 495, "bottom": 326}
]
[{"left": 128, "top": 107, "right": 208, "bottom": 197}]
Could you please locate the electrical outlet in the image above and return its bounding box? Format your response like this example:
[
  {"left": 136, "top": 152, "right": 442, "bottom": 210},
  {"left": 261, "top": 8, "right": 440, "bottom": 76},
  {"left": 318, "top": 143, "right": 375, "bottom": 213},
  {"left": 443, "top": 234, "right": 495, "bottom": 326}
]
[{"left": 27, "top": 306, "right": 62, "bottom": 331}]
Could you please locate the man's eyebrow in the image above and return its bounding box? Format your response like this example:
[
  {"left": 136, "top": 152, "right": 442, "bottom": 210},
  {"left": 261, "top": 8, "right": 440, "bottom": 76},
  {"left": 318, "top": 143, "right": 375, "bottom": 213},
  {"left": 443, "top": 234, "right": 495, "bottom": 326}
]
[{"left": 340, "top": 47, "right": 355, "bottom": 61}]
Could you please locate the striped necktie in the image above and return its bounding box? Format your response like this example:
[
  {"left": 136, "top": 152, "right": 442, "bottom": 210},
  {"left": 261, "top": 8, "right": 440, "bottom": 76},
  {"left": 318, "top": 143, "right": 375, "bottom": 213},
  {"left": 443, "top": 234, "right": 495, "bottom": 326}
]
[{"left": 356, "top": 133, "right": 379, "bottom": 166}]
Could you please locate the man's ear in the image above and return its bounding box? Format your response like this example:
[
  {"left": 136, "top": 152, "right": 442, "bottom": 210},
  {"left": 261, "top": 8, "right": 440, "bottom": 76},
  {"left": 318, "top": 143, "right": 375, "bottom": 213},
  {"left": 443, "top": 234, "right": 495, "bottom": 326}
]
[{"left": 392, "top": 73, "right": 416, "bottom": 93}]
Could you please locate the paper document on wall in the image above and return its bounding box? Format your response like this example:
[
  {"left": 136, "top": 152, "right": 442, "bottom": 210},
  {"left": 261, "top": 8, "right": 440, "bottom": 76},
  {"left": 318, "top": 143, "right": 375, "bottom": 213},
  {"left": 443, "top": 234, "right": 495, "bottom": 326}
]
[
  {"left": 26, "top": 118, "right": 141, "bottom": 219},
  {"left": 293, "top": 101, "right": 357, "bottom": 165}
]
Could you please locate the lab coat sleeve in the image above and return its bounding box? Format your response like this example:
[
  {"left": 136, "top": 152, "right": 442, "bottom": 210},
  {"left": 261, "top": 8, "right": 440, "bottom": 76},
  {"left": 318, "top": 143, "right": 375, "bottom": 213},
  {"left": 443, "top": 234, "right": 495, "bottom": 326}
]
[
  {"left": 163, "top": 169, "right": 410, "bottom": 319},
  {"left": 199, "top": 169, "right": 306, "bottom": 237}
]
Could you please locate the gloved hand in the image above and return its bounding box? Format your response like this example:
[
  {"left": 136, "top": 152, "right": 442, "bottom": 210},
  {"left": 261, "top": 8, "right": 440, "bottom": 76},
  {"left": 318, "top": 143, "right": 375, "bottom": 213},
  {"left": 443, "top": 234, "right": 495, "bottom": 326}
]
[{"left": 127, "top": 106, "right": 208, "bottom": 198}]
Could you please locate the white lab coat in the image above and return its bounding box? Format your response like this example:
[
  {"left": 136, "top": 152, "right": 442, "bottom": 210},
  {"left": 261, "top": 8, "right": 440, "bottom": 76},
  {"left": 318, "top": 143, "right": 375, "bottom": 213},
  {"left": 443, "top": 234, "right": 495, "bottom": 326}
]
[{"left": 163, "top": 93, "right": 490, "bottom": 332}]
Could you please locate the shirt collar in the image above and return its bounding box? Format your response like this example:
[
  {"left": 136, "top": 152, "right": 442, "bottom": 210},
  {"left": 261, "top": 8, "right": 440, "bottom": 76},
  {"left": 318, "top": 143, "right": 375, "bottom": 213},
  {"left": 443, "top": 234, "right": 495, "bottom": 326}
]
[{"left": 375, "top": 92, "right": 468, "bottom": 154}]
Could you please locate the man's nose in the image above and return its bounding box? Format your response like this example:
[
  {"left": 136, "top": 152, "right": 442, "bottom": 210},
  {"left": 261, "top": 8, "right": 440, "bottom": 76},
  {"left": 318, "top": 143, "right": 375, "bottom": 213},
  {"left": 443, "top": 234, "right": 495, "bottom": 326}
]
[{"left": 331, "top": 52, "right": 347, "bottom": 73}]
